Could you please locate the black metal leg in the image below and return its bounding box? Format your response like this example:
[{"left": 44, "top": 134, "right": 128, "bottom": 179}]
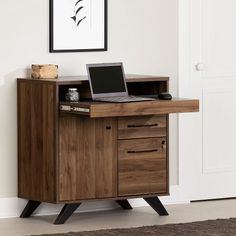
[
  {"left": 20, "top": 200, "right": 41, "bottom": 218},
  {"left": 144, "top": 197, "right": 168, "bottom": 216},
  {"left": 54, "top": 203, "right": 81, "bottom": 225},
  {"left": 115, "top": 200, "right": 133, "bottom": 210}
]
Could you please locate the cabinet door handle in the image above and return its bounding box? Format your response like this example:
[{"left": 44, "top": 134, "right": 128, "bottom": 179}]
[
  {"left": 127, "top": 124, "right": 158, "bottom": 128},
  {"left": 127, "top": 149, "right": 158, "bottom": 154}
]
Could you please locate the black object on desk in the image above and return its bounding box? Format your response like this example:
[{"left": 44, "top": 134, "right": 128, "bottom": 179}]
[{"left": 158, "top": 92, "right": 172, "bottom": 100}]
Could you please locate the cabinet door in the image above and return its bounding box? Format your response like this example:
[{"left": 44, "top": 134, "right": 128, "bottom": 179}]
[
  {"left": 59, "top": 116, "right": 117, "bottom": 201},
  {"left": 118, "top": 138, "right": 167, "bottom": 196}
]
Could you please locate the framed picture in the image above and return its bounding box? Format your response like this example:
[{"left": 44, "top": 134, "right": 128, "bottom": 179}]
[{"left": 50, "top": 0, "right": 107, "bottom": 53}]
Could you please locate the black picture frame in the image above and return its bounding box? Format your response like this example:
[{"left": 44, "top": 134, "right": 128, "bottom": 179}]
[{"left": 49, "top": 0, "right": 108, "bottom": 53}]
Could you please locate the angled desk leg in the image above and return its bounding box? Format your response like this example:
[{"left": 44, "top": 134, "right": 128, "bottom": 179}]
[
  {"left": 115, "top": 200, "right": 133, "bottom": 210},
  {"left": 144, "top": 197, "right": 168, "bottom": 216},
  {"left": 20, "top": 200, "right": 41, "bottom": 218},
  {"left": 54, "top": 203, "right": 81, "bottom": 225}
]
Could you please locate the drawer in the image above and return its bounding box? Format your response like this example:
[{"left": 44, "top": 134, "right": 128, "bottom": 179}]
[
  {"left": 118, "top": 116, "right": 166, "bottom": 139},
  {"left": 118, "top": 138, "right": 167, "bottom": 196},
  {"left": 61, "top": 98, "right": 199, "bottom": 118}
]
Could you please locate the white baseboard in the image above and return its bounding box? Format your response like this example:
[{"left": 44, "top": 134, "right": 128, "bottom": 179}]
[{"left": 0, "top": 185, "right": 189, "bottom": 219}]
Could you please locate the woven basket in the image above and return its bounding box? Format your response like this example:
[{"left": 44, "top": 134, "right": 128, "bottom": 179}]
[{"left": 31, "top": 64, "right": 58, "bottom": 79}]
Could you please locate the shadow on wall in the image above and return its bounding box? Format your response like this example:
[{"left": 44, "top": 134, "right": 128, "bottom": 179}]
[
  {"left": 0, "top": 67, "right": 31, "bottom": 87},
  {"left": 0, "top": 67, "right": 30, "bottom": 198},
  {"left": 0, "top": 67, "right": 31, "bottom": 105}
]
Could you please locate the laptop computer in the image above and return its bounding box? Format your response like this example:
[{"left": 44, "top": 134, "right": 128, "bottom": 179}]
[{"left": 86, "top": 62, "right": 155, "bottom": 103}]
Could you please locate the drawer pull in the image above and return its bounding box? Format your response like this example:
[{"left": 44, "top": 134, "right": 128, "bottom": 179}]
[
  {"left": 127, "top": 124, "right": 158, "bottom": 128},
  {"left": 127, "top": 149, "right": 158, "bottom": 154}
]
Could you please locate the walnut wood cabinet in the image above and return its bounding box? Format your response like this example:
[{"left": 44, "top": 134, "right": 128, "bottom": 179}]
[{"left": 17, "top": 75, "right": 199, "bottom": 224}]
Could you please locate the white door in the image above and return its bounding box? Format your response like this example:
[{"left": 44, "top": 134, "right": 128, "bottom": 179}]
[{"left": 179, "top": 0, "right": 236, "bottom": 200}]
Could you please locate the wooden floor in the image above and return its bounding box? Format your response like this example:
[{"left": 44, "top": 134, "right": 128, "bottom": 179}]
[{"left": 1, "top": 199, "right": 236, "bottom": 236}]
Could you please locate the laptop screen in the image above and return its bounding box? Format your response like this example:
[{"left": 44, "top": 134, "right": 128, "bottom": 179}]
[{"left": 87, "top": 63, "right": 128, "bottom": 98}]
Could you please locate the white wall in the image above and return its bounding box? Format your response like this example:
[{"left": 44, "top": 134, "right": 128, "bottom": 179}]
[{"left": 0, "top": 0, "right": 178, "bottom": 198}]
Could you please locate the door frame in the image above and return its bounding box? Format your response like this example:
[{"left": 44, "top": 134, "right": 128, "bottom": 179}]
[
  {"left": 178, "top": 0, "right": 194, "bottom": 201},
  {"left": 160, "top": 0, "right": 195, "bottom": 203}
]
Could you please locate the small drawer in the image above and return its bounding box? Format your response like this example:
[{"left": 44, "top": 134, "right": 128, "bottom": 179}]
[
  {"left": 118, "top": 138, "right": 167, "bottom": 196},
  {"left": 118, "top": 116, "right": 166, "bottom": 139}
]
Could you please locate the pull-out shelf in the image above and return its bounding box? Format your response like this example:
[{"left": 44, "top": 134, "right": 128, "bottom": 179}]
[{"left": 60, "top": 98, "right": 199, "bottom": 118}]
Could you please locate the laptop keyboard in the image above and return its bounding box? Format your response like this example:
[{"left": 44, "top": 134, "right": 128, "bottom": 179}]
[{"left": 95, "top": 96, "right": 155, "bottom": 103}]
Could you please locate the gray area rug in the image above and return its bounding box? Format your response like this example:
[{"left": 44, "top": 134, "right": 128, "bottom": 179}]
[{"left": 32, "top": 218, "right": 236, "bottom": 236}]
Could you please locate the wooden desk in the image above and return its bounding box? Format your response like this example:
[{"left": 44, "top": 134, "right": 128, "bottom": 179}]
[{"left": 17, "top": 75, "right": 199, "bottom": 224}]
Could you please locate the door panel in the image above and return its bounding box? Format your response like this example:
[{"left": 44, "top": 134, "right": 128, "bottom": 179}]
[
  {"left": 59, "top": 116, "right": 117, "bottom": 201},
  {"left": 203, "top": 88, "right": 236, "bottom": 173},
  {"left": 180, "top": 0, "right": 236, "bottom": 200},
  {"left": 202, "top": 0, "right": 236, "bottom": 76}
]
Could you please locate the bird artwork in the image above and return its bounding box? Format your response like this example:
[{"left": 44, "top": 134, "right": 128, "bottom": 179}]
[{"left": 71, "top": 0, "right": 87, "bottom": 27}]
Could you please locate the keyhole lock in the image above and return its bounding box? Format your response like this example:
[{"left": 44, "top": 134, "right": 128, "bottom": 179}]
[{"left": 162, "top": 140, "right": 166, "bottom": 151}]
